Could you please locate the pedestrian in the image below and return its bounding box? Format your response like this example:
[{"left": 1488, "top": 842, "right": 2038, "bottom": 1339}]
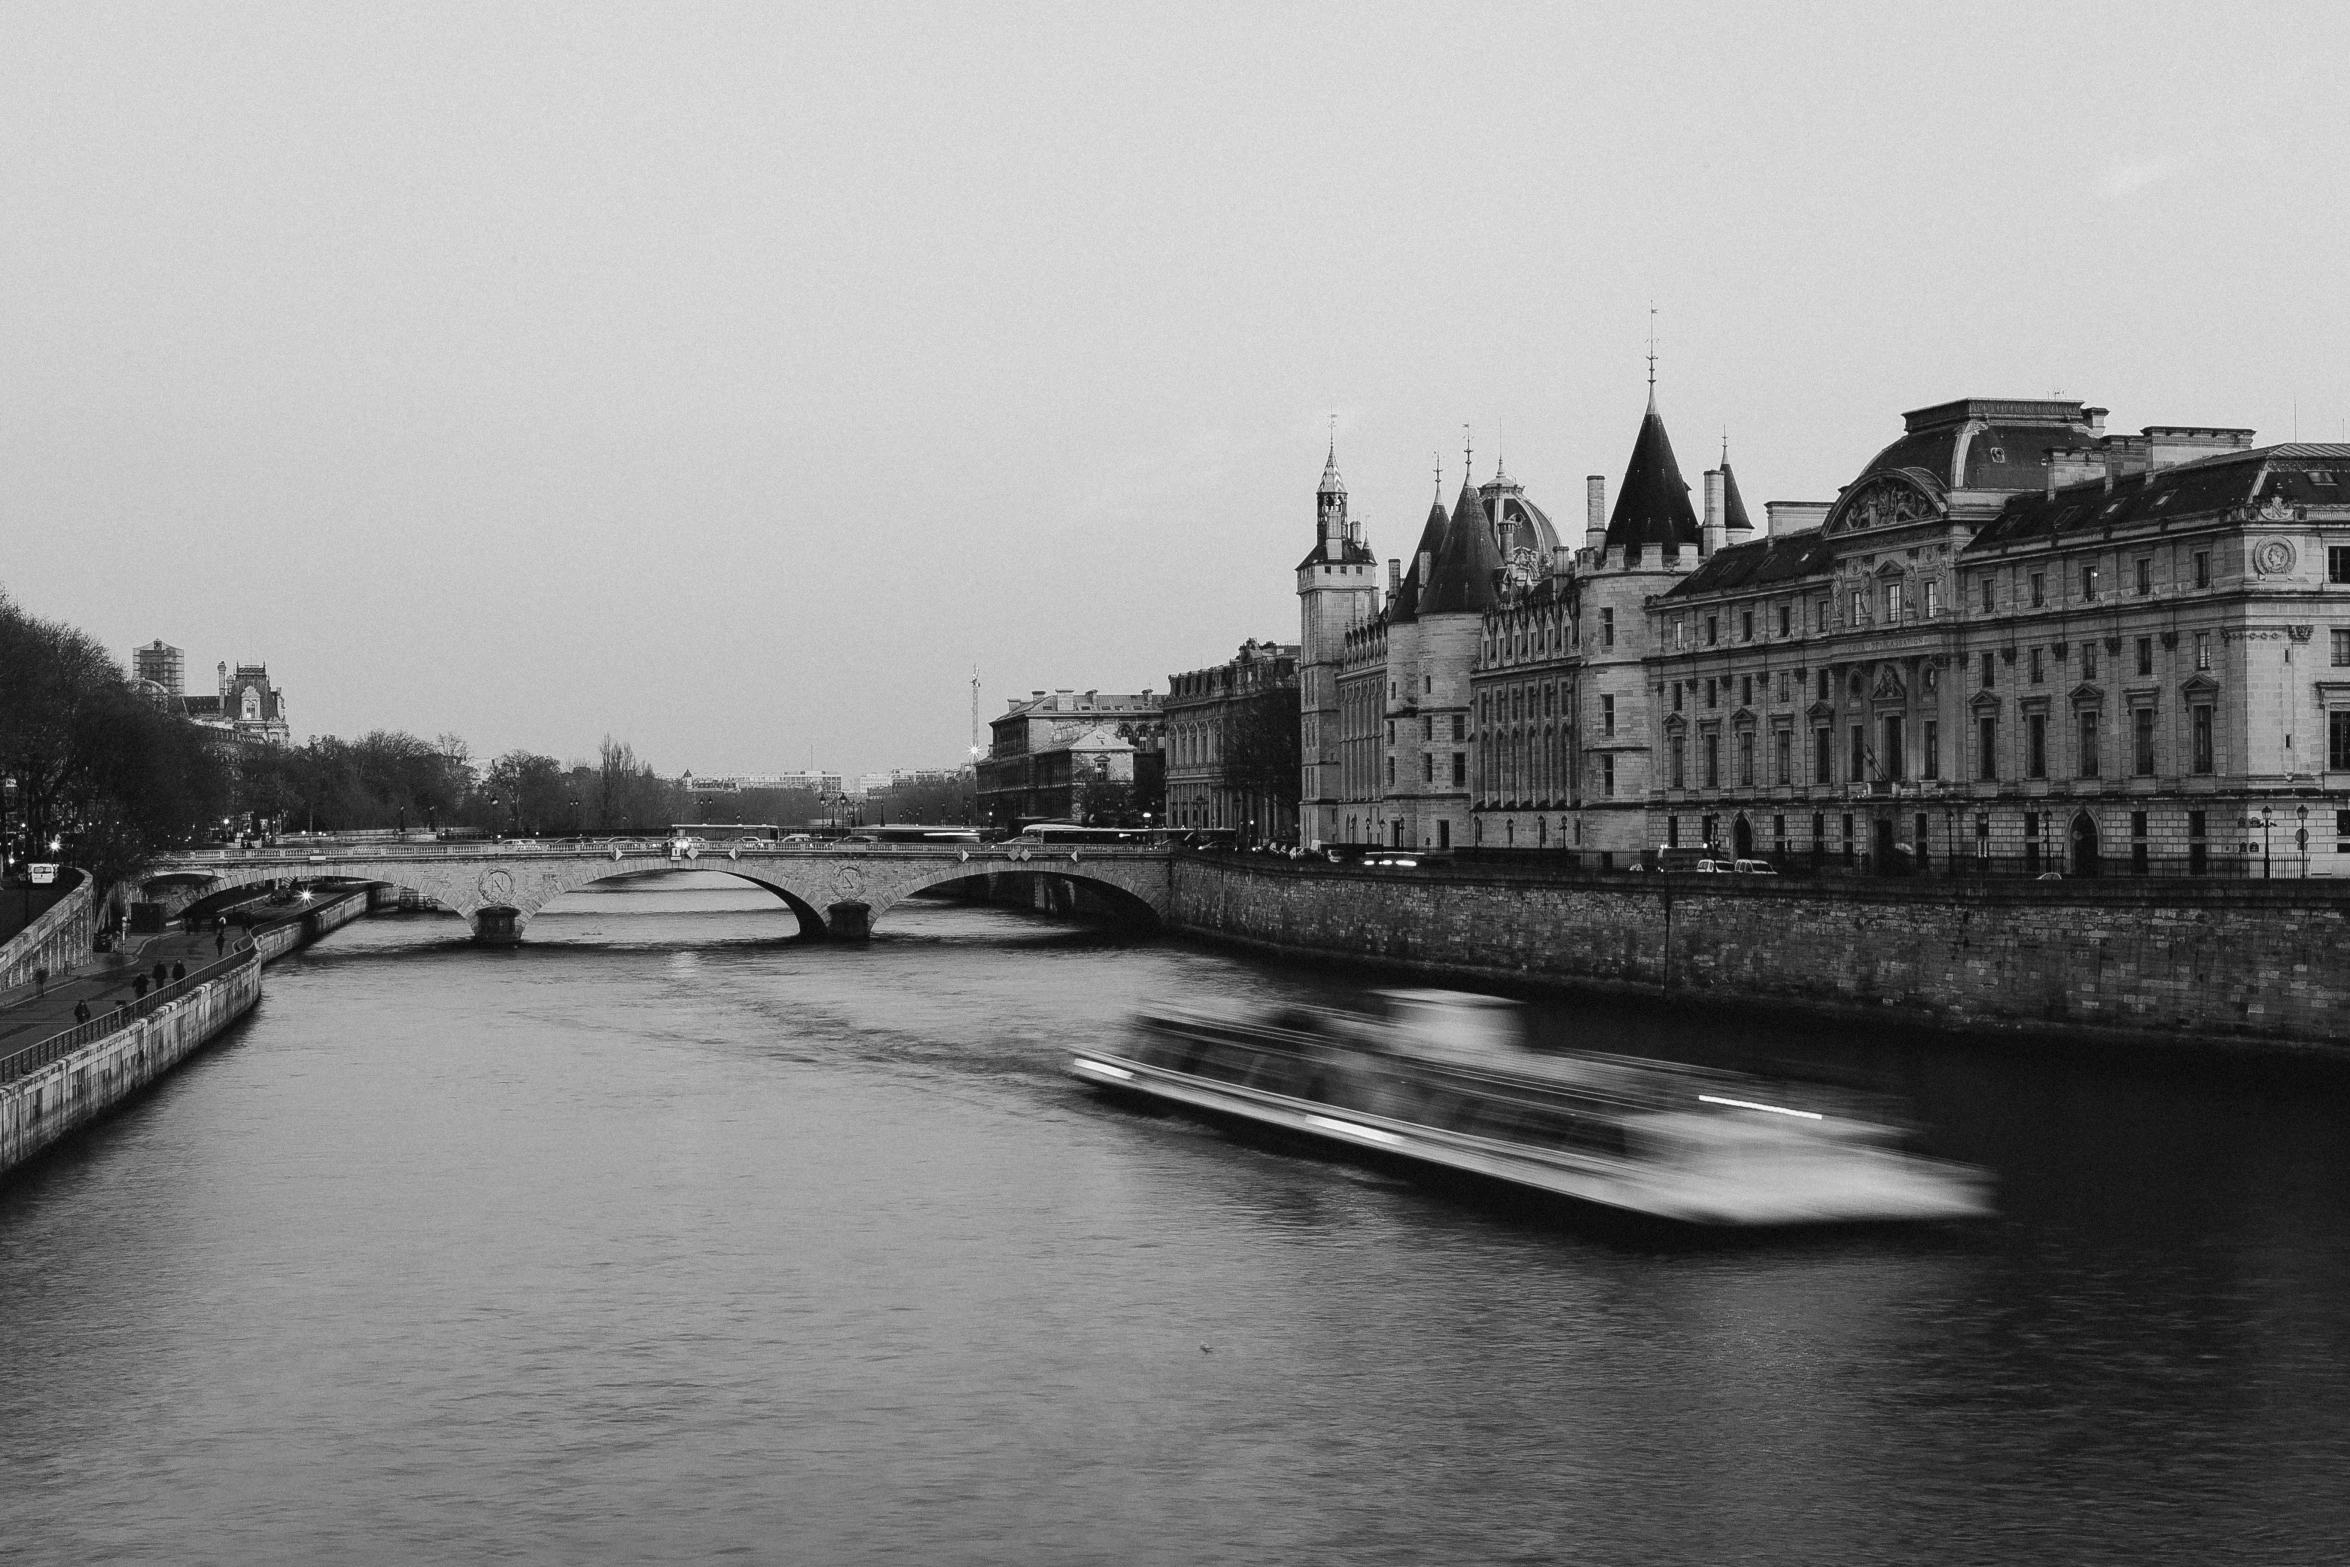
[
  {"left": 74, "top": 1000, "right": 90, "bottom": 1024},
  {"left": 215, "top": 926, "right": 226, "bottom": 955},
  {"left": 153, "top": 961, "right": 168, "bottom": 987},
  {"left": 133, "top": 975, "right": 148, "bottom": 999},
  {"left": 172, "top": 962, "right": 185, "bottom": 982},
  {"left": 34, "top": 966, "right": 48, "bottom": 998}
]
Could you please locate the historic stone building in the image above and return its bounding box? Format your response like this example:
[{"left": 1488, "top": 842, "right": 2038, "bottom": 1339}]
[
  {"left": 180, "top": 660, "right": 291, "bottom": 746},
  {"left": 1165, "top": 639, "right": 1300, "bottom": 841},
  {"left": 1295, "top": 444, "right": 1381, "bottom": 846},
  {"left": 976, "top": 688, "right": 1164, "bottom": 831},
  {"left": 1645, "top": 397, "right": 2350, "bottom": 877}
]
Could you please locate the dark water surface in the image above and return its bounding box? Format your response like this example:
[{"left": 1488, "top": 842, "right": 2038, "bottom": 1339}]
[{"left": 5, "top": 875, "right": 2347, "bottom": 1564}]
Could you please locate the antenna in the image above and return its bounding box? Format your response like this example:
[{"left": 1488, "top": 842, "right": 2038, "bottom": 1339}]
[
  {"left": 970, "top": 666, "right": 981, "bottom": 757},
  {"left": 1327, "top": 411, "right": 1337, "bottom": 459},
  {"left": 1462, "top": 424, "right": 1473, "bottom": 486},
  {"left": 1433, "top": 450, "right": 1443, "bottom": 498}
]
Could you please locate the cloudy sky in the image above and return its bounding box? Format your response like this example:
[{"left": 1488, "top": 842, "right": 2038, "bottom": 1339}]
[{"left": 5, "top": 3, "right": 2346, "bottom": 775}]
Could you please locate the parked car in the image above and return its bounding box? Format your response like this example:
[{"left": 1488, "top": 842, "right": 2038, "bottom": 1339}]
[{"left": 1733, "top": 859, "right": 1778, "bottom": 875}]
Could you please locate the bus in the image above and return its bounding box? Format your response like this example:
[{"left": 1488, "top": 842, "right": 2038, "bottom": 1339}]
[
  {"left": 1014, "top": 822, "right": 1161, "bottom": 845},
  {"left": 865, "top": 826, "right": 984, "bottom": 844}
]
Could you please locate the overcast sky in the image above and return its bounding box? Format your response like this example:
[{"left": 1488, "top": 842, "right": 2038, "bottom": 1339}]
[{"left": 5, "top": 3, "right": 2347, "bottom": 776}]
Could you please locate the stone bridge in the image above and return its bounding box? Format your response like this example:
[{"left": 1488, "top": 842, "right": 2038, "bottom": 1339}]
[{"left": 142, "top": 840, "right": 1174, "bottom": 944}]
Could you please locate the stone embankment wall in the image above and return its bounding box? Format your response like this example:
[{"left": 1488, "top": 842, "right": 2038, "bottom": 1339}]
[
  {"left": 0, "top": 953, "right": 264, "bottom": 1173},
  {"left": 1168, "top": 859, "right": 2350, "bottom": 1056},
  {"left": 0, "top": 871, "right": 95, "bottom": 991},
  {"left": 0, "top": 888, "right": 373, "bottom": 1180}
]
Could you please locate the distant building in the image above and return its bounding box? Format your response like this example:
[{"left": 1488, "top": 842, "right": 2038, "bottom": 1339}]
[
  {"left": 182, "top": 660, "right": 290, "bottom": 747},
  {"left": 1165, "top": 639, "right": 1300, "bottom": 842},
  {"left": 685, "top": 770, "right": 843, "bottom": 797},
  {"left": 132, "top": 640, "right": 184, "bottom": 699},
  {"left": 977, "top": 688, "right": 1164, "bottom": 829}
]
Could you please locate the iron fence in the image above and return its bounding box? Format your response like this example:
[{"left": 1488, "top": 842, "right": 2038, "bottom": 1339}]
[{"left": 1, "top": 941, "right": 260, "bottom": 1085}]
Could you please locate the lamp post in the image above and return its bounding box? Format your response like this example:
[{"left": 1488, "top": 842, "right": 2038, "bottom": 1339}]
[
  {"left": 2261, "top": 805, "right": 2273, "bottom": 879},
  {"left": 2297, "top": 803, "right": 2310, "bottom": 877}
]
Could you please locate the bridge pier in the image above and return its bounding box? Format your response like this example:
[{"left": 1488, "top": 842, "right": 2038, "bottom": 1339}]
[
  {"left": 824, "top": 901, "right": 871, "bottom": 942},
  {"left": 472, "top": 906, "right": 524, "bottom": 946}
]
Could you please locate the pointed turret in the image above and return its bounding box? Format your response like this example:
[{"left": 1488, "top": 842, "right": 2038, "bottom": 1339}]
[
  {"left": 1605, "top": 394, "right": 1701, "bottom": 552},
  {"left": 1721, "top": 457, "right": 1755, "bottom": 533},
  {"left": 1420, "top": 480, "right": 1504, "bottom": 616},
  {"left": 1299, "top": 437, "right": 1369, "bottom": 569},
  {"left": 1390, "top": 496, "right": 1451, "bottom": 622}
]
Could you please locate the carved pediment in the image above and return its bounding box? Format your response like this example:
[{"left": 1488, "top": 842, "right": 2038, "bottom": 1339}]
[
  {"left": 1968, "top": 689, "right": 2002, "bottom": 713},
  {"left": 1731, "top": 707, "right": 1758, "bottom": 727},
  {"left": 2069, "top": 682, "right": 2105, "bottom": 707},
  {"left": 1827, "top": 472, "right": 1943, "bottom": 535},
  {"left": 1806, "top": 700, "right": 1838, "bottom": 721},
  {"left": 2180, "top": 673, "right": 2220, "bottom": 701},
  {"left": 1662, "top": 713, "right": 1688, "bottom": 734},
  {"left": 1870, "top": 666, "right": 1908, "bottom": 703}
]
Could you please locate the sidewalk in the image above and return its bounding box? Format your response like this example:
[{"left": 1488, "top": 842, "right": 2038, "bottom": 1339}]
[{"left": 0, "top": 925, "right": 244, "bottom": 1059}]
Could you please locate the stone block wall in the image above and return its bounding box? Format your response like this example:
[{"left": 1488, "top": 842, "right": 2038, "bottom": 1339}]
[
  {"left": 0, "top": 871, "right": 94, "bottom": 991},
  {"left": 1169, "top": 858, "right": 2350, "bottom": 1056}
]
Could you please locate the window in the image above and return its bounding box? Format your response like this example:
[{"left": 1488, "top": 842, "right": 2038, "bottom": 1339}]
[
  {"left": 1980, "top": 651, "right": 1995, "bottom": 689},
  {"left": 2024, "top": 812, "right": 2041, "bottom": 875},
  {"left": 1814, "top": 727, "right": 1832, "bottom": 784},
  {"left": 2191, "top": 704, "right": 2214, "bottom": 774},
  {"left": 1602, "top": 695, "right": 1616, "bottom": 736},
  {"left": 1741, "top": 609, "right": 1754, "bottom": 642},
  {"left": 1841, "top": 813, "right": 1855, "bottom": 867},
  {"left": 1386, "top": 757, "right": 1395, "bottom": 787},
  {"left": 1704, "top": 733, "right": 1720, "bottom": 788},
  {"left": 1775, "top": 729, "right": 1791, "bottom": 785},
  {"left": 2194, "top": 551, "right": 2210, "bottom": 588},
  {"left": 1423, "top": 753, "right": 1433, "bottom": 783},
  {"left": 1885, "top": 582, "right": 1903, "bottom": 623},
  {"left": 2030, "top": 572, "right": 2046, "bottom": 608},
  {"left": 2334, "top": 630, "right": 2350, "bottom": 668},
  {"left": 2082, "top": 645, "right": 2097, "bottom": 680},
  {"left": 1740, "top": 675, "right": 1753, "bottom": 708},
  {"left": 1923, "top": 719, "right": 1940, "bottom": 780},
  {"left": 1777, "top": 603, "right": 1791, "bottom": 637},
  {"left": 1814, "top": 598, "right": 1829, "bottom": 632},
  {"left": 1452, "top": 752, "right": 1466, "bottom": 786},
  {"left": 1386, "top": 721, "right": 1394, "bottom": 745},
  {"left": 1705, "top": 615, "right": 1719, "bottom": 647},
  {"left": 2029, "top": 647, "right": 2044, "bottom": 684},
  {"left": 1925, "top": 580, "right": 1941, "bottom": 619},
  {"left": 1673, "top": 683, "right": 1684, "bottom": 714},
  {"left": 1602, "top": 608, "right": 1615, "bottom": 649},
  {"left": 2332, "top": 711, "right": 2350, "bottom": 772},
  {"left": 1601, "top": 754, "right": 1615, "bottom": 795},
  {"left": 1818, "top": 669, "right": 1831, "bottom": 701},
  {"left": 1850, "top": 590, "right": 1867, "bottom": 625},
  {"left": 2027, "top": 712, "right": 2047, "bottom": 778},
  {"left": 2077, "top": 710, "right": 2100, "bottom": 778},
  {"left": 1975, "top": 812, "right": 1991, "bottom": 863},
  {"left": 1738, "top": 730, "right": 1755, "bottom": 787},
  {"left": 1849, "top": 724, "right": 1867, "bottom": 783},
  {"left": 2080, "top": 564, "right": 2099, "bottom": 601},
  {"left": 2331, "top": 547, "right": 2350, "bottom": 585},
  {"left": 1980, "top": 576, "right": 1994, "bottom": 613},
  {"left": 1776, "top": 672, "right": 1790, "bottom": 704},
  {"left": 1706, "top": 678, "right": 1718, "bottom": 710},
  {"left": 1670, "top": 736, "right": 1686, "bottom": 789},
  {"left": 1674, "top": 619, "right": 1687, "bottom": 650},
  {"left": 2196, "top": 632, "right": 2212, "bottom": 671},
  {"left": 2137, "top": 636, "right": 2154, "bottom": 677},
  {"left": 2190, "top": 809, "right": 2207, "bottom": 875},
  {"left": 2135, "top": 558, "right": 2152, "bottom": 596},
  {"left": 2133, "top": 708, "right": 2156, "bottom": 776},
  {"left": 1422, "top": 716, "right": 1432, "bottom": 741}
]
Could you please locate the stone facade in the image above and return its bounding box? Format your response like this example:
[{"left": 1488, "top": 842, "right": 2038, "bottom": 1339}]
[
  {"left": 1164, "top": 639, "right": 1300, "bottom": 842},
  {"left": 976, "top": 689, "right": 1164, "bottom": 830}
]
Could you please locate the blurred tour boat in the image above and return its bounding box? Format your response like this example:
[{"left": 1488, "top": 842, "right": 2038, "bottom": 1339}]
[{"left": 1070, "top": 989, "right": 1992, "bottom": 1227}]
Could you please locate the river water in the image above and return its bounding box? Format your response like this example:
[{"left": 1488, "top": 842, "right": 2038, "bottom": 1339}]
[{"left": 4, "top": 874, "right": 2346, "bottom": 1564}]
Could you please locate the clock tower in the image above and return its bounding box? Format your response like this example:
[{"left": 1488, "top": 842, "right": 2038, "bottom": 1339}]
[{"left": 1296, "top": 438, "right": 1378, "bottom": 845}]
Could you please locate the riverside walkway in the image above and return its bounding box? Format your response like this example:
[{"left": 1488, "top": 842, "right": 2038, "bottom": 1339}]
[{"left": 0, "top": 925, "right": 231, "bottom": 1068}]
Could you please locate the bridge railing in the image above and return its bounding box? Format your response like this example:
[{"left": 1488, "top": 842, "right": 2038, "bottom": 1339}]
[
  {"left": 151, "top": 841, "right": 1175, "bottom": 868},
  {"left": 1, "top": 941, "right": 261, "bottom": 1085}
]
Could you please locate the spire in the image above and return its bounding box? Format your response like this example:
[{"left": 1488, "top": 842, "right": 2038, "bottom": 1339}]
[
  {"left": 1420, "top": 477, "right": 1504, "bottom": 616},
  {"left": 1645, "top": 305, "right": 1659, "bottom": 412},
  {"left": 1604, "top": 388, "right": 1701, "bottom": 552},
  {"left": 1391, "top": 494, "right": 1452, "bottom": 622},
  {"left": 1319, "top": 415, "right": 1344, "bottom": 495},
  {"left": 1721, "top": 455, "right": 1755, "bottom": 533}
]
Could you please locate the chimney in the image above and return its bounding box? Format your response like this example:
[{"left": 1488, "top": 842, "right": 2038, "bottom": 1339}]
[
  {"left": 1702, "top": 469, "right": 1726, "bottom": 557},
  {"left": 1765, "top": 501, "right": 1831, "bottom": 538},
  {"left": 1584, "top": 476, "right": 1607, "bottom": 551}
]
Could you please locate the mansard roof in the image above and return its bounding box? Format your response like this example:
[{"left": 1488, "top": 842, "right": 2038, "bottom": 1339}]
[
  {"left": 1420, "top": 480, "right": 1504, "bottom": 616},
  {"left": 1963, "top": 443, "right": 2350, "bottom": 554},
  {"left": 1389, "top": 497, "right": 1452, "bottom": 622},
  {"left": 1298, "top": 534, "right": 1377, "bottom": 570},
  {"left": 1661, "top": 528, "right": 1836, "bottom": 599},
  {"left": 1721, "top": 459, "right": 1755, "bottom": 532},
  {"left": 1605, "top": 396, "right": 1701, "bottom": 550},
  {"left": 1840, "top": 398, "right": 2103, "bottom": 510}
]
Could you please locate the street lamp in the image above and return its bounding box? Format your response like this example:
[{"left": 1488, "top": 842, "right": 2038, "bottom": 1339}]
[
  {"left": 2297, "top": 803, "right": 2310, "bottom": 877},
  {"left": 2261, "top": 805, "right": 2273, "bottom": 879}
]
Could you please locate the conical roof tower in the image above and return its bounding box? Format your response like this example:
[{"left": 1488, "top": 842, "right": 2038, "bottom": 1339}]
[
  {"left": 1605, "top": 389, "right": 1702, "bottom": 551},
  {"left": 1420, "top": 479, "right": 1504, "bottom": 616},
  {"left": 1721, "top": 453, "right": 1755, "bottom": 533},
  {"left": 1390, "top": 492, "right": 1452, "bottom": 622}
]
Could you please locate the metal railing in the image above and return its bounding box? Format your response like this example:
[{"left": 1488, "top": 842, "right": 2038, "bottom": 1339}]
[
  {"left": 1, "top": 940, "right": 261, "bottom": 1085},
  {"left": 152, "top": 839, "right": 1174, "bottom": 868}
]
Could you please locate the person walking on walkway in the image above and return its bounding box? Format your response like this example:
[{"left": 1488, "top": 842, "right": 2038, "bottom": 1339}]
[
  {"left": 171, "top": 962, "right": 185, "bottom": 982},
  {"left": 132, "top": 975, "right": 148, "bottom": 999},
  {"left": 73, "top": 1000, "right": 90, "bottom": 1024},
  {"left": 214, "top": 927, "right": 225, "bottom": 956}
]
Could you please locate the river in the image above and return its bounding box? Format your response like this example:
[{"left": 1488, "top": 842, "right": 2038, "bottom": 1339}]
[{"left": 4, "top": 874, "right": 2346, "bottom": 1564}]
